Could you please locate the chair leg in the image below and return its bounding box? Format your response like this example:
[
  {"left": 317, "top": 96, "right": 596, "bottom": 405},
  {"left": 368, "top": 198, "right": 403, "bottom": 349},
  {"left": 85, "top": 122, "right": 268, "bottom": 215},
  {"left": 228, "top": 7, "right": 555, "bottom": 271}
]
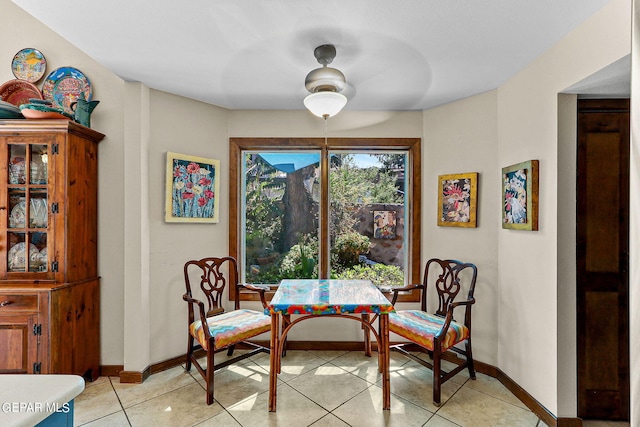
[
  {"left": 465, "top": 338, "right": 476, "bottom": 380},
  {"left": 186, "top": 335, "right": 194, "bottom": 371},
  {"left": 206, "top": 347, "right": 215, "bottom": 405},
  {"left": 227, "top": 344, "right": 235, "bottom": 357},
  {"left": 432, "top": 347, "right": 442, "bottom": 407}
]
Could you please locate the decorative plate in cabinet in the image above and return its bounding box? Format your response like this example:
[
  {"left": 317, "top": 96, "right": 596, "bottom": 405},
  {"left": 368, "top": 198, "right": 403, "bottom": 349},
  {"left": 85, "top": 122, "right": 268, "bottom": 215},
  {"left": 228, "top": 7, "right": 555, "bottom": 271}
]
[{"left": 7, "top": 242, "right": 39, "bottom": 271}]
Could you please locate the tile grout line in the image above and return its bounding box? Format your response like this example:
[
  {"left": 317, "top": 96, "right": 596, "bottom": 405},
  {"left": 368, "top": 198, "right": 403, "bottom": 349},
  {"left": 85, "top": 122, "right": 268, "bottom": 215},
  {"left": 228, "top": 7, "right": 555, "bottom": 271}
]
[
  {"left": 76, "top": 377, "right": 132, "bottom": 427},
  {"left": 109, "top": 376, "right": 134, "bottom": 427},
  {"left": 313, "top": 412, "right": 354, "bottom": 427},
  {"left": 111, "top": 371, "right": 201, "bottom": 421},
  {"left": 461, "top": 376, "right": 538, "bottom": 415},
  {"left": 423, "top": 412, "right": 465, "bottom": 427}
]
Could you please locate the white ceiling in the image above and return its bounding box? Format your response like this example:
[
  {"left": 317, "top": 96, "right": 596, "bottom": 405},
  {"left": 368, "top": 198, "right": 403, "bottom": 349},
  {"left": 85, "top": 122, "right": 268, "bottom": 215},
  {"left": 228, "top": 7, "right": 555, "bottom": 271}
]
[{"left": 11, "top": 0, "right": 624, "bottom": 112}]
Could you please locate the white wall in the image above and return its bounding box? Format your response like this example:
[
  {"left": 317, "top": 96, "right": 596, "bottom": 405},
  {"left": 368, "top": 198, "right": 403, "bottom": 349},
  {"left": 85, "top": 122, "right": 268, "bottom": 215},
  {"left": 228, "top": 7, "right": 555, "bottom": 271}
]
[
  {"left": 422, "top": 90, "right": 499, "bottom": 366},
  {"left": 497, "top": 0, "right": 630, "bottom": 415},
  {"left": 147, "top": 90, "right": 230, "bottom": 362}
]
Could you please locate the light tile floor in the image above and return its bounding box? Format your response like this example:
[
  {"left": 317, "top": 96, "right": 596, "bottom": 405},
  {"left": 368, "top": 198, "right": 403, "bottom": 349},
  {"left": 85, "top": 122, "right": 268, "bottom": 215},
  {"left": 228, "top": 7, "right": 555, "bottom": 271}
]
[{"left": 72, "top": 350, "right": 620, "bottom": 427}]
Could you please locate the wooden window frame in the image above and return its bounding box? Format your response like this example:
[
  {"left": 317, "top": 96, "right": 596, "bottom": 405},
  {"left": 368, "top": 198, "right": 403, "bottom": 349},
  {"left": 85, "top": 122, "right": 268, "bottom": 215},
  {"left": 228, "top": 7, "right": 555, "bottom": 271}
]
[{"left": 229, "top": 137, "right": 421, "bottom": 302}]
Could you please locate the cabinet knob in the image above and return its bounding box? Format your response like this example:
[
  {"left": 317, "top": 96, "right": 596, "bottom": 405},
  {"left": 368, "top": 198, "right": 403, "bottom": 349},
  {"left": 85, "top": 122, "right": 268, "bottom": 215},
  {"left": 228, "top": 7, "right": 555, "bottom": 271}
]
[{"left": 0, "top": 300, "right": 12, "bottom": 307}]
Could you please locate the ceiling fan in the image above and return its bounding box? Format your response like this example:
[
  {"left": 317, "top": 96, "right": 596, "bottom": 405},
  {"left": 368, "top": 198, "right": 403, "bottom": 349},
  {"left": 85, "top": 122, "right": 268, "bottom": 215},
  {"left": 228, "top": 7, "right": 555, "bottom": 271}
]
[{"left": 303, "top": 44, "right": 348, "bottom": 118}]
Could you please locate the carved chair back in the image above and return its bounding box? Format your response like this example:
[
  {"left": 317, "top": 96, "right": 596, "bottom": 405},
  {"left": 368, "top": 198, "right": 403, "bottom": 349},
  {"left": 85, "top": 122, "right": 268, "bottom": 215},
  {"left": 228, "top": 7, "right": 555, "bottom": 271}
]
[
  {"left": 183, "top": 256, "right": 240, "bottom": 325},
  {"left": 422, "top": 258, "right": 477, "bottom": 327}
]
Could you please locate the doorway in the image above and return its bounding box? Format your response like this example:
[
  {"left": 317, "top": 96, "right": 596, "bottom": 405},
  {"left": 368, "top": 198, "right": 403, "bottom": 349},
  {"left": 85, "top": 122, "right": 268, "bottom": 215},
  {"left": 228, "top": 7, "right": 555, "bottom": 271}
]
[{"left": 576, "top": 99, "right": 630, "bottom": 420}]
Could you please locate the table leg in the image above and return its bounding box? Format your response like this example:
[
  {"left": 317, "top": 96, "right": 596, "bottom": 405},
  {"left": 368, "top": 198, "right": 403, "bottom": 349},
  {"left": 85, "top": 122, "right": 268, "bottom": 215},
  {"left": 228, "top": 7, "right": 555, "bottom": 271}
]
[
  {"left": 269, "top": 314, "right": 280, "bottom": 412},
  {"left": 362, "top": 313, "right": 372, "bottom": 357},
  {"left": 379, "top": 314, "right": 391, "bottom": 410},
  {"left": 282, "top": 314, "right": 290, "bottom": 357}
]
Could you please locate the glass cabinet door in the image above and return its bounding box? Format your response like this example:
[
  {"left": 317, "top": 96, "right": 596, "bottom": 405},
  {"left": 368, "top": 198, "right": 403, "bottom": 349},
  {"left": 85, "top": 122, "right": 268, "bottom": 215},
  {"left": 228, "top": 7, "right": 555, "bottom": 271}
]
[{"left": 6, "top": 143, "right": 49, "bottom": 273}]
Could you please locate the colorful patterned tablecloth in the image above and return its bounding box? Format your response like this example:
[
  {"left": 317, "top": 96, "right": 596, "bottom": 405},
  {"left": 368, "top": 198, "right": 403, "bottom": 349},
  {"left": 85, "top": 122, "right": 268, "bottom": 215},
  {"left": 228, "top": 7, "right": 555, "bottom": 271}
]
[{"left": 266, "top": 279, "right": 395, "bottom": 315}]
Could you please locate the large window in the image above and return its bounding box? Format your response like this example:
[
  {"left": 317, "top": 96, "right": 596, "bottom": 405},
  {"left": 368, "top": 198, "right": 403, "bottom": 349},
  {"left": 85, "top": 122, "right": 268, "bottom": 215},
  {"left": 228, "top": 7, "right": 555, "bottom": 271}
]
[{"left": 230, "top": 138, "right": 421, "bottom": 301}]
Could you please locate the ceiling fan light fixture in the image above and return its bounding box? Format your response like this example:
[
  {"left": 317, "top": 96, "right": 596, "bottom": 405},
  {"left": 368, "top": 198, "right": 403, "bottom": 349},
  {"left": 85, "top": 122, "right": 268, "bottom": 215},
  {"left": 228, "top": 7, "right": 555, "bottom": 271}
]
[
  {"left": 303, "top": 44, "right": 349, "bottom": 118},
  {"left": 303, "top": 91, "right": 347, "bottom": 118}
]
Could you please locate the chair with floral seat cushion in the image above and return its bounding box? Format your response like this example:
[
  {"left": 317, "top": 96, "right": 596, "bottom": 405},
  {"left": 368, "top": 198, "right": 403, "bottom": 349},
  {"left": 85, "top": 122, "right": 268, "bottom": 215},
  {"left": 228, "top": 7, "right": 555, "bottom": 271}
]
[
  {"left": 387, "top": 258, "right": 477, "bottom": 406},
  {"left": 183, "top": 256, "right": 271, "bottom": 405}
]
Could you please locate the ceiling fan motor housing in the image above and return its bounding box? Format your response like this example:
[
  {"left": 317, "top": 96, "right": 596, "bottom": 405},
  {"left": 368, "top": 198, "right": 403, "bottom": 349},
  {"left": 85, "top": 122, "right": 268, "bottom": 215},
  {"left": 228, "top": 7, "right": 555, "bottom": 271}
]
[
  {"left": 305, "top": 67, "right": 346, "bottom": 93},
  {"left": 305, "top": 44, "right": 347, "bottom": 93}
]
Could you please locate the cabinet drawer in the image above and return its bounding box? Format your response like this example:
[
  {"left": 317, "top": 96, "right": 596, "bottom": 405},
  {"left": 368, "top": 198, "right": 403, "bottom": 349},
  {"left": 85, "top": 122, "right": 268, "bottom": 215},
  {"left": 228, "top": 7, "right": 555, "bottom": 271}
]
[{"left": 0, "top": 294, "right": 38, "bottom": 311}]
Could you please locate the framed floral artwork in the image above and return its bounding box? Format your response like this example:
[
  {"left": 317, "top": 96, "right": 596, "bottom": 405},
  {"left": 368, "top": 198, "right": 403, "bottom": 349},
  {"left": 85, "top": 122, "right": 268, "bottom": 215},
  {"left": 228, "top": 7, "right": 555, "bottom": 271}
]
[
  {"left": 437, "top": 172, "right": 478, "bottom": 228},
  {"left": 502, "top": 160, "right": 539, "bottom": 230},
  {"left": 165, "top": 152, "right": 220, "bottom": 223}
]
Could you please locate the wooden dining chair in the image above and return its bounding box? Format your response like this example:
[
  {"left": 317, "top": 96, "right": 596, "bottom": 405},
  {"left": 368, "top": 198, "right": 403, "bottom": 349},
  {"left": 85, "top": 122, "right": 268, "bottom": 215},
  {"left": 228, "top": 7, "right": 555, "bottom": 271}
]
[
  {"left": 387, "top": 258, "right": 478, "bottom": 406},
  {"left": 182, "top": 256, "right": 271, "bottom": 405}
]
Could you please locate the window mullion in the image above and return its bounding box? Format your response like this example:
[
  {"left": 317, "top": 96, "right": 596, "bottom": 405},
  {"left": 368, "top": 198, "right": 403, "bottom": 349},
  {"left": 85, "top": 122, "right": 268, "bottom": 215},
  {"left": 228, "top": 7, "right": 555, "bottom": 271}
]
[{"left": 320, "top": 144, "right": 330, "bottom": 278}]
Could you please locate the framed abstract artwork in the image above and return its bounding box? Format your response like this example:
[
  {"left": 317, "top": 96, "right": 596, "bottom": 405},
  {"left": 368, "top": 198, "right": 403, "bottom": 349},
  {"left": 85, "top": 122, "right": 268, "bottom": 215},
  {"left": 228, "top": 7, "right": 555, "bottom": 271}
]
[
  {"left": 502, "top": 159, "right": 539, "bottom": 231},
  {"left": 437, "top": 172, "right": 478, "bottom": 228},
  {"left": 165, "top": 152, "right": 220, "bottom": 223}
]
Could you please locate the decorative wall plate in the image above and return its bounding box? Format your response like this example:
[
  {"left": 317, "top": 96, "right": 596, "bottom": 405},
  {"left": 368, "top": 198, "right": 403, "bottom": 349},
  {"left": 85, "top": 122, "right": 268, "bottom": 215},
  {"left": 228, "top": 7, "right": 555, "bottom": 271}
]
[
  {"left": 8, "top": 242, "right": 39, "bottom": 271},
  {"left": 42, "top": 66, "right": 92, "bottom": 115},
  {"left": 30, "top": 198, "right": 48, "bottom": 228},
  {"left": 11, "top": 48, "right": 47, "bottom": 83},
  {"left": 9, "top": 200, "right": 26, "bottom": 228},
  {"left": 9, "top": 157, "right": 25, "bottom": 184},
  {"left": 0, "top": 79, "right": 43, "bottom": 107}
]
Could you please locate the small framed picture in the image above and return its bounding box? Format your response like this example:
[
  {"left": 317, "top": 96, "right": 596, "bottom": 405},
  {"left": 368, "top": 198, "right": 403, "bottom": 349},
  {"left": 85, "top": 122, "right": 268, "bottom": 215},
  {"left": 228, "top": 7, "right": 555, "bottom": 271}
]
[
  {"left": 165, "top": 152, "right": 220, "bottom": 223},
  {"left": 502, "top": 160, "right": 539, "bottom": 231},
  {"left": 437, "top": 172, "right": 478, "bottom": 228},
  {"left": 373, "top": 210, "right": 397, "bottom": 239}
]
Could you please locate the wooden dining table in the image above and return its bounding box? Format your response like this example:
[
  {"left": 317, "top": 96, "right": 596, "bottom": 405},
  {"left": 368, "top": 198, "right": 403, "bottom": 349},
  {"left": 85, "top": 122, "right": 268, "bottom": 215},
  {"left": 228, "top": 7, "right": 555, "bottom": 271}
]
[{"left": 265, "top": 279, "right": 395, "bottom": 411}]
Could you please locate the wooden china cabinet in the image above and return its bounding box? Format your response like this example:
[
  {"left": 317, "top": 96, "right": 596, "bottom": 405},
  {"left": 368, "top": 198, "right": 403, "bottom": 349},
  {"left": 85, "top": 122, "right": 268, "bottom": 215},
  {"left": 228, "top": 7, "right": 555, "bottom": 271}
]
[{"left": 0, "top": 120, "right": 103, "bottom": 380}]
